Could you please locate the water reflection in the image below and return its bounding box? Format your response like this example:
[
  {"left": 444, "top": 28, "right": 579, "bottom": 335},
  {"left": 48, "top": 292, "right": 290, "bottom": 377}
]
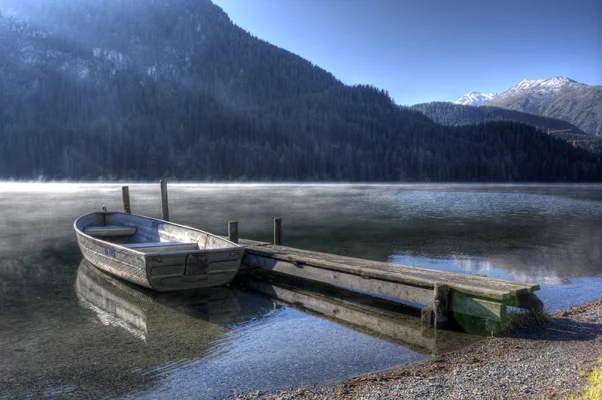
[
  {"left": 239, "top": 273, "right": 479, "bottom": 357},
  {"left": 73, "top": 262, "right": 440, "bottom": 399},
  {"left": 1, "top": 258, "right": 271, "bottom": 399},
  {"left": 76, "top": 260, "right": 478, "bottom": 359},
  {"left": 75, "top": 260, "right": 243, "bottom": 342},
  {"left": 1, "top": 255, "right": 431, "bottom": 399}
]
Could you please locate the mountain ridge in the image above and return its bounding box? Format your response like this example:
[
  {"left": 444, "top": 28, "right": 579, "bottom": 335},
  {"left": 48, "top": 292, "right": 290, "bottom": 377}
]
[
  {"left": 412, "top": 101, "right": 586, "bottom": 134},
  {"left": 0, "top": 1, "right": 601, "bottom": 182},
  {"left": 455, "top": 76, "right": 602, "bottom": 136},
  {"left": 411, "top": 102, "right": 602, "bottom": 153}
]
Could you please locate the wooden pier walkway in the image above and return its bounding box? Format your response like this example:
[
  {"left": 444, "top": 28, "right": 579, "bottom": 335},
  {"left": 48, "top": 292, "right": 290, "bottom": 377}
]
[
  {"left": 120, "top": 182, "right": 544, "bottom": 329},
  {"left": 238, "top": 239, "right": 543, "bottom": 328}
]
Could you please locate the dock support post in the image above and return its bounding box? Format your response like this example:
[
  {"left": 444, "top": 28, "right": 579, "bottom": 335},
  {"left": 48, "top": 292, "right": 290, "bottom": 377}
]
[
  {"left": 274, "top": 217, "right": 282, "bottom": 245},
  {"left": 160, "top": 180, "right": 169, "bottom": 221},
  {"left": 122, "top": 186, "right": 131, "bottom": 214},
  {"left": 228, "top": 221, "right": 239, "bottom": 244},
  {"left": 434, "top": 284, "right": 449, "bottom": 329}
]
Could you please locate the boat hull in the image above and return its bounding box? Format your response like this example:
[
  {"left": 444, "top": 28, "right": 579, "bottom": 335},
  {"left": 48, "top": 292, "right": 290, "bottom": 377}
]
[{"left": 74, "top": 212, "right": 244, "bottom": 292}]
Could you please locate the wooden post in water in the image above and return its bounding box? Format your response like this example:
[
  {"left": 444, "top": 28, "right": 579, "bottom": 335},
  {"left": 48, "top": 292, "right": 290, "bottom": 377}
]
[
  {"left": 122, "top": 186, "right": 131, "bottom": 214},
  {"left": 228, "top": 221, "right": 239, "bottom": 244},
  {"left": 433, "top": 284, "right": 449, "bottom": 329},
  {"left": 160, "top": 180, "right": 169, "bottom": 221},
  {"left": 273, "top": 217, "right": 282, "bottom": 245}
]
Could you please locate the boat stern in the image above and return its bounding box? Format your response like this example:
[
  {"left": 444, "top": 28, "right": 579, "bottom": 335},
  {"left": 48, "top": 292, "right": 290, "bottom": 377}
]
[{"left": 145, "top": 247, "right": 244, "bottom": 292}]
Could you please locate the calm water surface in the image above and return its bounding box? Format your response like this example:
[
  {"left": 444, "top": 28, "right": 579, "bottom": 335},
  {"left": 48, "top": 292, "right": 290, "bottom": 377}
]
[{"left": 1, "top": 183, "right": 601, "bottom": 399}]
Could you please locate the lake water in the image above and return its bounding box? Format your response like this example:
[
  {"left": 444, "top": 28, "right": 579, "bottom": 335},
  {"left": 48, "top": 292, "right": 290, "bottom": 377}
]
[{"left": 1, "top": 183, "right": 601, "bottom": 399}]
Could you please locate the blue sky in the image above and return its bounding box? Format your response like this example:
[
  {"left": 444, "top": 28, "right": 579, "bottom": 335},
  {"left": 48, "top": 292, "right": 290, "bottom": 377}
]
[{"left": 212, "top": 0, "right": 602, "bottom": 105}]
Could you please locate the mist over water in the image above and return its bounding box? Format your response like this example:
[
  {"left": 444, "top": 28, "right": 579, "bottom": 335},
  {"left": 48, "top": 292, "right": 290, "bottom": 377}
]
[{"left": 1, "top": 183, "right": 601, "bottom": 398}]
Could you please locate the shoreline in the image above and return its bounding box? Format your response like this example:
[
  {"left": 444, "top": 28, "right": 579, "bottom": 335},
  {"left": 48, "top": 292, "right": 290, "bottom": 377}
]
[{"left": 235, "top": 300, "right": 602, "bottom": 399}]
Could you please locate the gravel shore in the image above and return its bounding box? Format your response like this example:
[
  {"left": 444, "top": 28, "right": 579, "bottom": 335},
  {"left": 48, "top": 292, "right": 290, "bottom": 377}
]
[{"left": 235, "top": 300, "right": 602, "bottom": 399}]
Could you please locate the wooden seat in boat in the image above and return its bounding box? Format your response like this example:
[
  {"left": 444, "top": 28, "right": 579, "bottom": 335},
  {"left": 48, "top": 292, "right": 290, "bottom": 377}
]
[
  {"left": 85, "top": 225, "right": 137, "bottom": 237},
  {"left": 122, "top": 241, "right": 199, "bottom": 253}
]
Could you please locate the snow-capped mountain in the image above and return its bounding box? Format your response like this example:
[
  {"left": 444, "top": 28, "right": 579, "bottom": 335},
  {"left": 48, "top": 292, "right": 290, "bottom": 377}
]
[
  {"left": 486, "top": 76, "right": 602, "bottom": 136},
  {"left": 495, "top": 76, "right": 583, "bottom": 99},
  {"left": 454, "top": 91, "right": 498, "bottom": 106}
]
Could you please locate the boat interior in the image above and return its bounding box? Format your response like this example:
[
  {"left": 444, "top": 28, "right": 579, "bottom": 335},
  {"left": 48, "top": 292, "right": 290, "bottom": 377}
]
[{"left": 78, "top": 212, "right": 233, "bottom": 253}]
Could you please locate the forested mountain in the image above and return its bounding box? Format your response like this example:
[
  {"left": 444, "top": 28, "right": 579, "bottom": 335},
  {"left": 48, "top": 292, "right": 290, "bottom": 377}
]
[
  {"left": 1, "top": 0, "right": 601, "bottom": 182},
  {"left": 485, "top": 77, "right": 602, "bottom": 136},
  {"left": 412, "top": 102, "right": 585, "bottom": 134},
  {"left": 412, "top": 102, "right": 602, "bottom": 153}
]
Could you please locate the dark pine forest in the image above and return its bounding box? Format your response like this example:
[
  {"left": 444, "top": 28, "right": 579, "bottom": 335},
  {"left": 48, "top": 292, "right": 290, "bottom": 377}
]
[
  {"left": 411, "top": 102, "right": 585, "bottom": 134},
  {"left": 1, "top": 0, "right": 601, "bottom": 182}
]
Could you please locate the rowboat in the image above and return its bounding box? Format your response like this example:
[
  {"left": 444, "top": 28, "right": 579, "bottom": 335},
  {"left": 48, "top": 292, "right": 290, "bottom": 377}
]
[{"left": 74, "top": 211, "right": 244, "bottom": 292}]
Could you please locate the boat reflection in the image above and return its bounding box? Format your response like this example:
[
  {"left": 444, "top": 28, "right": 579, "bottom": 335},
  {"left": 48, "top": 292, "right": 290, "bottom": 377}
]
[
  {"left": 75, "top": 259, "right": 244, "bottom": 343},
  {"left": 77, "top": 259, "right": 477, "bottom": 359}
]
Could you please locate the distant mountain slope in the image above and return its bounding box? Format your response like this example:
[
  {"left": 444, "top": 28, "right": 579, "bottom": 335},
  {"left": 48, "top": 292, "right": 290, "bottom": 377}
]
[
  {"left": 0, "top": 1, "right": 601, "bottom": 182},
  {"left": 485, "top": 77, "right": 602, "bottom": 136},
  {"left": 0, "top": 0, "right": 341, "bottom": 107},
  {"left": 455, "top": 92, "right": 498, "bottom": 106},
  {"left": 412, "top": 102, "right": 585, "bottom": 133},
  {"left": 412, "top": 102, "right": 602, "bottom": 153}
]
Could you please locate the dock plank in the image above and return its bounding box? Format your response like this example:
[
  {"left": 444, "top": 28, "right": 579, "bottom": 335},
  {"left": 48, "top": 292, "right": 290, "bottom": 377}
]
[
  {"left": 244, "top": 253, "right": 434, "bottom": 305},
  {"left": 241, "top": 241, "right": 539, "bottom": 302}
]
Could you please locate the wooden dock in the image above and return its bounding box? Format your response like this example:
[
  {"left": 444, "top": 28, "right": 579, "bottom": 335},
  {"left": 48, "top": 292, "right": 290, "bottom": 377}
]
[
  {"left": 120, "top": 182, "right": 544, "bottom": 329},
  {"left": 238, "top": 239, "right": 543, "bottom": 328}
]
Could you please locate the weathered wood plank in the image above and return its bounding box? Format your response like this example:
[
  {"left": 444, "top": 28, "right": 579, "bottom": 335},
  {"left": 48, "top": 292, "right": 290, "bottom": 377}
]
[
  {"left": 246, "top": 247, "right": 510, "bottom": 300},
  {"left": 243, "top": 244, "right": 539, "bottom": 300},
  {"left": 242, "top": 253, "right": 434, "bottom": 306},
  {"left": 160, "top": 180, "right": 169, "bottom": 221},
  {"left": 269, "top": 244, "right": 536, "bottom": 293},
  {"left": 244, "top": 258, "right": 506, "bottom": 322},
  {"left": 237, "top": 240, "right": 541, "bottom": 323}
]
